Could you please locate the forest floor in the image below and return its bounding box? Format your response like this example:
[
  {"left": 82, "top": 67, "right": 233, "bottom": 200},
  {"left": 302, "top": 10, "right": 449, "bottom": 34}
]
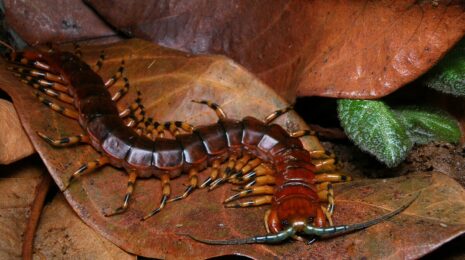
[{"left": 324, "top": 140, "right": 465, "bottom": 259}]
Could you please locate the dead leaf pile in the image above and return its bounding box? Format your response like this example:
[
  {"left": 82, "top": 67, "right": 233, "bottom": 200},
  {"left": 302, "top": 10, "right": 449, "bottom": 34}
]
[
  {"left": 0, "top": 156, "right": 134, "bottom": 259},
  {"left": 5, "top": 1, "right": 465, "bottom": 100},
  {"left": 0, "top": 39, "right": 463, "bottom": 258}
]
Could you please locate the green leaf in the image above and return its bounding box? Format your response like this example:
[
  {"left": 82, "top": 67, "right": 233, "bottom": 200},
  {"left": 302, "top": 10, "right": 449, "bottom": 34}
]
[
  {"left": 337, "top": 99, "right": 412, "bottom": 167},
  {"left": 394, "top": 106, "right": 461, "bottom": 144},
  {"left": 424, "top": 38, "right": 465, "bottom": 95}
]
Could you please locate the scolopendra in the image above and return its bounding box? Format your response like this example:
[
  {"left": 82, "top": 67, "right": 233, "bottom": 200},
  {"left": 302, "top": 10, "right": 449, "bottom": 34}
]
[{"left": 2, "top": 40, "right": 418, "bottom": 245}]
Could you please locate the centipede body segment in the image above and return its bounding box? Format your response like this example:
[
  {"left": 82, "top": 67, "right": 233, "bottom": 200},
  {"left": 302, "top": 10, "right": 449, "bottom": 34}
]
[{"left": 4, "top": 42, "right": 417, "bottom": 244}]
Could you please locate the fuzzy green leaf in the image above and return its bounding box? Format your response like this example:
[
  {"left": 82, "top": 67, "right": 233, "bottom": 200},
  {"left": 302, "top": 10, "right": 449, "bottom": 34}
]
[
  {"left": 394, "top": 106, "right": 461, "bottom": 144},
  {"left": 424, "top": 38, "right": 465, "bottom": 95},
  {"left": 337, "top": 99, "right": 412, "bottom": 167}
]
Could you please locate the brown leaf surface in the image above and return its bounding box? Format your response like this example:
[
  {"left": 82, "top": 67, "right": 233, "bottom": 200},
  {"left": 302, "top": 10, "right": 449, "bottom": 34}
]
[
  {"left": 86, "top": 0, "right": 465, "bottom": 100},
  {"left": 4, "top": 1, "right": 464, "bottom": 101},
  {"left": 0, "top": 157, "right": 135, "bottom": 259},
  {"left": 0, "top": 39, "right": 464, "bottom": 258},
  {"left": 33, "top": 194, "right": 135, "bottom": 259},
  {"left": 0, "top": 157, "right": 42, "bottom": 259},
  {"left": 4, "top": 0, "right": 116, "bottom": 45},
  {"left": 0, "top": 99, "right": 35, "bottom": 165}
]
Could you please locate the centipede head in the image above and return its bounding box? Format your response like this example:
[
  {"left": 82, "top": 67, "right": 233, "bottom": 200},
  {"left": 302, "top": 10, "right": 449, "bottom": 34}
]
[
  {"left": 267, "top": 194, "right": 325, "bottom": 234},
  {"left": 181, "top": 192, "right": 420, "bottom": 245}
]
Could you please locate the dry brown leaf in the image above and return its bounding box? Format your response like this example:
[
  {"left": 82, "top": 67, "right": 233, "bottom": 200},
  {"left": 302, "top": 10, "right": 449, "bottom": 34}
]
[
  {"left": 0, "top": 99, "right": 35, "bottom": 165},
  {"left": 0, "top": 157, "right": 42, "bottom": 259},
  {"left": 4, "top": 0, "right": 116, "bottom": 45},
  {"left": 33, "top": 194, "right": 135, "bottom": 260},
  {"left": 86, "top": 0, "right": 465, "bottom": 100},
  {"left": 0, "top": 157, "right": 135, "bottom": 259},
  {"left": 4, "top": 1, "right": 464, "bottom": 101},
  {"left": 0, "top": 39, "right": 464, "bottom": 258}
]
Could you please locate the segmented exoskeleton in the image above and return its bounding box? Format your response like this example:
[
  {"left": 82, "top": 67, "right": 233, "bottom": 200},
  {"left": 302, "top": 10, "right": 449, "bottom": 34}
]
[{"left": 4, "top": 42, "right": 417, "bottom": 245}]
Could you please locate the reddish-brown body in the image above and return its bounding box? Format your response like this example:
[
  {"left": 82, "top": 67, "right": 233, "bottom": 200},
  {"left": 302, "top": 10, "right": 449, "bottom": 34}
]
[
  {"left": 9, "top": 48, "right": 326, "bottom": 236},
  {"left": 6, "top": 45, "right": 417, "bottom": 245}
]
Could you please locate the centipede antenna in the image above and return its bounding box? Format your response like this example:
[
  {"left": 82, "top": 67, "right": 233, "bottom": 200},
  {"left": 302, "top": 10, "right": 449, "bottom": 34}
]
[
  {"left": 303, "top": 192, "right": 420, "bottom": 237},
  {"left": 179, "top": 226, "right": 296, "bottom": 245}
]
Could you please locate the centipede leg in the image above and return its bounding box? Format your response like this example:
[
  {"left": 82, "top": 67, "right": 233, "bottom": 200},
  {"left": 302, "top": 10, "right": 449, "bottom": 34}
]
[
  {"left": 17, "top": 75, "right": 74, "bottom": 104},
  {"left": 264, "top": 209, "right": 272, "bottom": 233},
  {"left": 228, "top": 153, "right": 251, "bottom": 180},
  {"left": 111, "top": 77, "right": 130, "bottom": 102},
  {"left": 93, "top": 50, "right": 105, "bottom": 72},
  {"left": 224, "top": 195, "right": 272, "bottom": 208},
  {"left": 8, "top": 52, "right": 52, "bottom": 72},
  {"left": 291, "top": 129, "right": 341, "bottom": 165},
  {"left": 142, "top": 174, "right": 171, "bottom": 220},
  {"left": 200, "top": 159, "right": 221, "bottom": 188},
  {"left": 320, "top": 206, "right": 334, "bottom": 226},
  {"left": 104, "top": 171, "right": 137, "bottom": 217},
  {"left": 165, "top": 121, "right": 194, "bottom": 135},
  {"left": 191, "top": 100, "right": 227, "bottom": 120},
  {"left": 290, "top": 129, "right": 316, "bottom": 138},
  {"left": 314, "top": 173, "right": 352, "bottom": 183},
  {"left": 264, "top": 105, "right": 294, "bottom": 124},
  {"left": 208, "top": 154, "right": 238, "bottom": 190},
  {"left": 313, "top": 158, "right": 337, "bottom": 173},
  {"left": 34, "top": 92, "right": 79, "bottom": 120},
  {"left": 148, "top": 121, "right": 193, "bottom": 139},
  {"left": 119, "top": 97, "right": 144, "bottom": 118},
  {"left": 37, "top": 132, "right": 89, "bottom": 147},
  {"left": 243, "top": 175, "right": 276, "bottom": 189},
  {"left": 104, "top": 60, "right": 125, "bottom": 88},
  {"left": 229, "top": 164, "right": 274, "bottom": 186},
  {"left": 65, "top": 156, "right": 109, "bottom": 189},
  {"left": 229, "top": 158, "right": 262, "bottom": 182},
  {"left": 168, "top": 169, "right": 198, "bottom": 202},
  {"left": 8, "top": 65, "right": 67, "bottom": 84},
  {"left": 224, "top": 185, "right": 274, "bottom": 203},
  {"left": 13, "top": 70, "right": 70, "bottom": 94},
  {"left": 317, "top": 182, "right": 335, "bottom": 215}
]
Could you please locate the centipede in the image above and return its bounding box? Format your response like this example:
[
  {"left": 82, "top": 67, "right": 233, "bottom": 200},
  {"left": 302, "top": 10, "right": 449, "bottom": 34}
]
[{"left": 2, "top": 40, "right": 417, "bottom": 245}]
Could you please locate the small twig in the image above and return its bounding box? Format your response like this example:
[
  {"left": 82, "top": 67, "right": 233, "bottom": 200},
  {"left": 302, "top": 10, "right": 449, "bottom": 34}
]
[{"left": 22, "top": 173, "right": 52, "bottom": 260}]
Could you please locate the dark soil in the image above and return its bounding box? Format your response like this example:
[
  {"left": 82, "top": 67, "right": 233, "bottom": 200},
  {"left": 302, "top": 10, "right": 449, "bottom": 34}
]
[{"left": 325, "top": 141, "right": 465, "bottom": 187}]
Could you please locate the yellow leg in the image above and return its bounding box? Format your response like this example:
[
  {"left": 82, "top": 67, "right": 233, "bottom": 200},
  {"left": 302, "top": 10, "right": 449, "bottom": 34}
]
[
  {"left": 111, "top": 77, "right": 130, "bottom": 102},
  {"left": 93, "top": 50, "right": 105, "bottom": 72},
  {"left": 192, "top": 100, "right": 227, "bottom": 120},
  {"left": 142, "top": 174, "right": 171, "bottom": 220},
  {"left": 104, "top": 60, "right": 125, "bottom": 88},
  {"left": 264, "top": 105, "right": 293, "bottom": 124},
  {"left": 35, "top": 92, "right": 79, "bottom": 120},
  {"left": 317, "top": 182, "right": 335, "bottom": 214},
  {"left": 224, "top": 195, "right": 272, "bottom": 208},
  {"left": 37, "top": 132, "right": 89, "bottom": 147},
  {"left": 66, "top": 156, "right": 109, "bottom": 189},
  {"left": 200, "top": 160, "right": 221, "bottom": 188},
  {"left": 104, "top": 171, "right": 137, "bottom": 217},
  {"left": 224, "top": 185, "right": 274, "bottom": 203},
  {"left": 208, "top": 154, "right": 238, "bottom": 190},
  {"left": 244, "top": 175, "right": 276, "bottom": 189},
  {"left": 314, "top": 173, "right": 351, "bottom": 183},
  {"left": 168, "top": 169, "right": 199, "bottom": 202}
]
